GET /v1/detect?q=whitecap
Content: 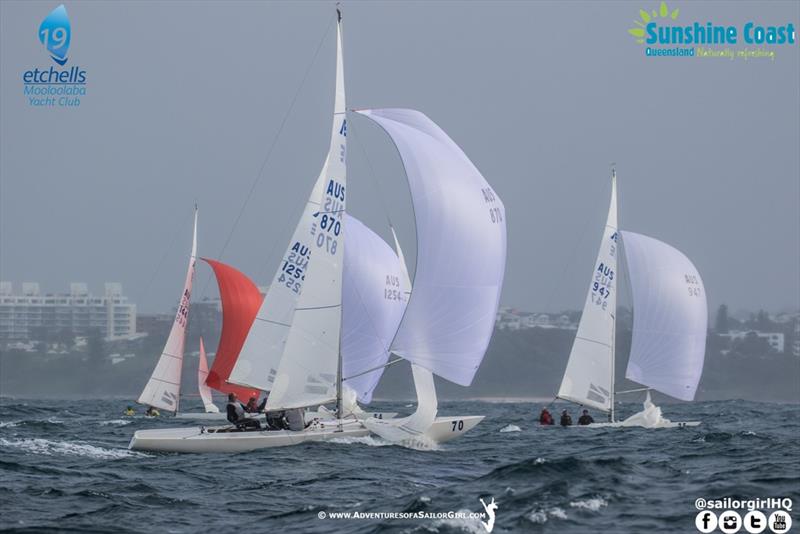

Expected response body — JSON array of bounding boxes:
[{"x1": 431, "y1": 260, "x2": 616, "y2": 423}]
[
  {"x1": 99, "y1": 419, "x2": 132, "y2": 426},
  {"x1": 0, "y1": 437, "x2": 150, "y2": 459},
  {"x1": 528, "y1": 506, "x2": 567, "y2": 524},
  {"x1": 569, "y1": 497, "x2": 607, "y2": 511},
  {"x1": 329, "y1": 435, "x2": 393, "y2": 447},
  {"x1": 0, "y1": 421, "x2": 20, "y2": 428},
  {"x1": 499, "y1": 424, "x2": 521, "y2": 433},
  {"x1": 433, "y1": 508, "x2": 485, "y2": 534}
]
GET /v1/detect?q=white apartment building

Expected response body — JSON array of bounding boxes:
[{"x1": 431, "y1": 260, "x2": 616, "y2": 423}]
[{"x1": 0, "y1": 282, "x2": 137, "y2": 341}]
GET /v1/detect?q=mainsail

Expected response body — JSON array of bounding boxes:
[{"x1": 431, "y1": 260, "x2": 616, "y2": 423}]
[
  {"x1": 356, "y1": 109, "x2": 507, "y2": 386},
  {"x1": 229, "y1": 12, "x2": 348, "y2": 394},
  {"x1": 341, "y1": 215, "x2": 408, "y2": 403},
  {"x1": 558, "y1": 175, "x2": 618, "y2": 411},
  {"x1": 202, "y1": 258, "x2": 261, "y2": 400},
  {"x1": 265, "y1": 15, "x2": 347, "y2": 411},
  {"x1": 137, "y1": 207, "x2": 197, "y2": 412},
  {"x1": 621, "y1": 231, "x2": 707, "y2": 401},
  {"x1": 197, "y1": 337, "x2": 218, "y2": 413}
]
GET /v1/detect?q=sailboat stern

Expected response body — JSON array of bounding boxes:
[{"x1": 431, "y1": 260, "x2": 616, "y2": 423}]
[{"x1": 426, "y1": 415, "x2": 484, "y2": 443}]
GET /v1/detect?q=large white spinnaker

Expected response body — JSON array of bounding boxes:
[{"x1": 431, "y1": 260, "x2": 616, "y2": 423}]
[
  {"x1": 197, "y1": 337, "x2": 219, "y2": 413},
  {"x1": 137, "y1": 207, "x2": 198, "y2": 413},
  {"x1": 265, "y1": 18, "x2": 347, "y2": 411},
  {"x1": 341, "y1": 215, "x2": 408, "y2": 404},
  {"x1": 558, "y1": 175, "x2": 618, "y2": 412},
  {"x1": 229, "y1": 15, "x2": 348, "y2": 393},
  {"x1": 621, "y1": 231, "x2": 707, "y2": 401},
  {"x1": 356, "y1": 109, "x2": 507, "y2": 387}
]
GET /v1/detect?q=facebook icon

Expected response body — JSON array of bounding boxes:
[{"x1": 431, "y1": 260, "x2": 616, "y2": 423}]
[{"x1": 696, "y1": 510, "x2": 718, "y2": 533}]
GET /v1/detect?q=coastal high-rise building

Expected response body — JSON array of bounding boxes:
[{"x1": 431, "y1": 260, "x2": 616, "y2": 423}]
[{"x1": 0, "y1": 282, "x2": 137, "y2": 341}]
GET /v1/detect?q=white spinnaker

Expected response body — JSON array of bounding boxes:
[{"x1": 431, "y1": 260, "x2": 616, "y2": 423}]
[
  {"x1": 265, "y1": 19, "x2": 347, "y2": 411},
  {"x1": 621, "y1": 231, "x2": 707, "y2": 401},
  {"x1": 137, "y1": 208, "x2": 197, "y2": 412},
  {"x1": 356, "y1": 109, "x2": 507, "y2": 386},
  {"x1": 364, "y1": 363, "x2": 438, "y2": 443},
  {"x1": 558, "y1": 176, "x2": 618, "y2": 411},
  {"x1": 229, "y1": 19, "x2": 347, "y2": 393},
  {"x1": 341, "y1": 216, "x2": 407, "y2": 404},
  {"x1": 197, "y1": 337, "x2": 218, "y2": 413}
]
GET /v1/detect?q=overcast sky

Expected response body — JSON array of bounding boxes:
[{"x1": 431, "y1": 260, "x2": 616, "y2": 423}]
[{"x1": 1, "y1": 1, "x2": 798, "y2": 315}]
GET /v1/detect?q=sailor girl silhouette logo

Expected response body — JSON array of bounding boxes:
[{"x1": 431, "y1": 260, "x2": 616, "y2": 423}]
[
  {"x1": 39, "y1": 4, "x2": 71, "y2": 65},
  {"x1": 479, "y1": 497, "x2": 498, "y2": 532}
]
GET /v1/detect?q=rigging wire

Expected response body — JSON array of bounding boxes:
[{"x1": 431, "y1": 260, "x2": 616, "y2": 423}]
[
  {"x1": 198, "y1": 13, "x2": 338, "y2": 299},
  {"x1": 137, "y1": 208, "x2": 192, "y2": 313}
]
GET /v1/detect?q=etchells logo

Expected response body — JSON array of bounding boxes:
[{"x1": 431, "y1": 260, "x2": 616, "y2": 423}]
[
  {"x1": 627, "y1": 1, "x2": 797, "y2": 60},
  {"x1": 39, "y1": 4, "x2": 71, "y2": 65},
  {"x1": 22, "y1": 4, "x2": 87, "y2": 107}
]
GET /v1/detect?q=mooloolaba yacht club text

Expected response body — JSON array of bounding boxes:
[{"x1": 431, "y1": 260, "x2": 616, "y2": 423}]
[{"x1": 22, "y1": 66, "x2": 87, "y2": 107}]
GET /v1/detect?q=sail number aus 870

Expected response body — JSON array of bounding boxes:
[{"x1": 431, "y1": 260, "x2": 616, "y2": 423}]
[{"x1": 451, "y1": 420, "x2": 464, "y2": 432}]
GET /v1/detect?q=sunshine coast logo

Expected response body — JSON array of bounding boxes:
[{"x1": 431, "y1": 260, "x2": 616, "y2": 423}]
[
  {"x1": 22, "y1": 4, "x2": 87, "y2": 107},
  {"x1": 627, "y1": 1, "x2": 796, "y2": 61}
]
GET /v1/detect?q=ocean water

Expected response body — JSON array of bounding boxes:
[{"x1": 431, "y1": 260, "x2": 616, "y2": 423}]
[{"x1": 0, "y1": 398, "x2": 798, "y2": 533}]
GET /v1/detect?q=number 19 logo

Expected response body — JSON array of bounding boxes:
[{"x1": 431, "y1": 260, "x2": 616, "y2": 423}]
[{"x1": 39, "y1": 4, "x2": 71, "y2": 66}]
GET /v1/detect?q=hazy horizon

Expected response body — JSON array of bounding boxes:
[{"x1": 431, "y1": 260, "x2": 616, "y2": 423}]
[{"x1": 1, "y1": 1, "x2": 798, "y2": 314}]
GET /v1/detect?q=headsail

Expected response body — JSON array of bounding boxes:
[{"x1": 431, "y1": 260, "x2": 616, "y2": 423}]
[
  {"x1": 621, "y1": 231, "x2": 707, "y2": 401},
  {"x1": 137, "y1": 208, "x2": 197, "y2": 412},
  {"x1": 265, "y1": 16, "x2": 347, "y2": 411},
  {"x1": 197, "y1": 337, "x2": 219, "y2": 413},
  {"x1": 229, "y1": 13, "x2": 348, "y2": 393},
  {"x1": 341, "y1": 215, "x2": 408, "y2": 403},
  {"x1": 356, "y1": 109, "x2": 507, "y2": 386},
  {"x1": 558, "y1": 175, "x2": 618, "y2": 412},
  {"x1": 202, "y1": 258, "x2": 261, "y2": 400}
]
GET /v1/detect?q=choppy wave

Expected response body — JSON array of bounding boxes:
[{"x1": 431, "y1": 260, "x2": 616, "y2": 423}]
[
  {"x1": 0, "y1": 398, "x2": 796, "y2": 533},
  {"x1": 0, "y1": 437, "x2": 148, "y2": 459},
  {"x1": 499, "y1": 424, "x2": 521, "y2": 433}
]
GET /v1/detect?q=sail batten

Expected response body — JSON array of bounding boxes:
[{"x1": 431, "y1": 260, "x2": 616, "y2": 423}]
[
  {"x1": 356, "y1": 108, "x2": 506, "y2": 387},
  {"x1": 137, "y1": 208, "x2": 198, "y2": 413}
]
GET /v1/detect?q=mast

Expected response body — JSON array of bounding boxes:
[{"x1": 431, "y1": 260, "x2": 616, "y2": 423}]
[
  {"x1": 335, "y1": 3, "x2": 344, "y2": 425},
  {"x1": 609, "y1": 168, "x2": 616, "y2": 423}
]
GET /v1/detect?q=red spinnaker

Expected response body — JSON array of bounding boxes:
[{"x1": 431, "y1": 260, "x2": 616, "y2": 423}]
[{"x1": 202, "y1": 258, "x2": 263, "y2": 400}]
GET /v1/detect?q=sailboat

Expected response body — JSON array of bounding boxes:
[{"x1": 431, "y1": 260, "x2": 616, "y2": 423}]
[
  {"x1": 136, "y1": 207, "x2": 199, "y2": 415},
  {"x1": 356, "y1": 108, "x2": 507, "y2": 446},
  {"x1": 556, "y1": 170, "x2": 706, "y2": 428},
  {"x1": 130, "y1": 8, "x2": 505, "y2": 453},
  {"x1": 173, "y1": 259, "x2": 263, "y2": 420}
]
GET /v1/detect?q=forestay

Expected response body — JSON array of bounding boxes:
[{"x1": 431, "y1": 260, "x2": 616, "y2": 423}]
[
  {"x1": 266, "y1": 19, "x2": 347, "y2": 411},
  {"x1": 558, "y1": 176, "x2": 618, "y2": 411},
  {"x1": 341, "y1": 215, "x2": 408, "y2": 404},
  {"x1": 229, "y1": 16, "x2": 348, "y2": 394},
  {"x1": 356, "y1": 109, "x2": 507, "y2": 386},
  {"x1": 197, "y1": 338, "x2": 218, "y2": 413},
  {"x1": 137, "y1": 208, "x2": 197, "y2": 412},
  {"x1": 621, "y1": 231, "x2": 707, "y2": 401}
]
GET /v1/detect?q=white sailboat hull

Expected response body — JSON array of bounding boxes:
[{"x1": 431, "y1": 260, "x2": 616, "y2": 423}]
[
  {"x1": 426, "y1": 416, "x2": 484, "y2": 443},
  {"x1": 585, "y1": 420, "x2": 700, "y2": 429},
  {"x1": 129, "y1": 420, "x2": 370, "y2": 453},
  {"x1": 172, "y1": 410, "x2": 397, "y2": 422}
]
